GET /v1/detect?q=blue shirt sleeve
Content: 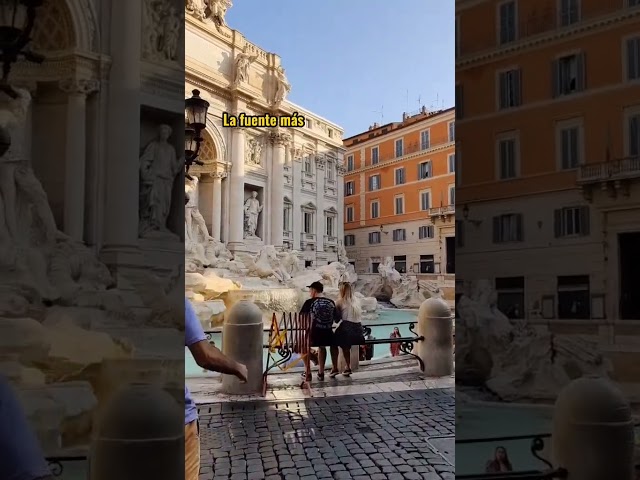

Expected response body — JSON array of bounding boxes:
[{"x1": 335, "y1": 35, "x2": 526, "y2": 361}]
[
  {"x1": 185, "y1": 299, "x2": 207, "y2": 347},
  {"x1": 0, "y1": 375, "x2": 52, "y2": 480}
]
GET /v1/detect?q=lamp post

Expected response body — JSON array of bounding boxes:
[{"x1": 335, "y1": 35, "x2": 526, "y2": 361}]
[
  {"x1": 184, "y1": 89, "x2": 209, "y2": 179},
  {"x1": 0, "y1": 0, "x2": 44, "y2": 98}
]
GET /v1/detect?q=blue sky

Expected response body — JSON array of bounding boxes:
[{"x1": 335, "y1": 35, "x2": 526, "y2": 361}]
[{"x1": 226, "y1": 1, "x2": 455, "y2": 138}]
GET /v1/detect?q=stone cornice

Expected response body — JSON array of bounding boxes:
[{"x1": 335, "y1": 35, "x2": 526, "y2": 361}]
[
  {"x1": 345, "y1": 142, "x2": 454, "y2": 176},
  {"x1": 457, "y1": 9, "x2": 640, "y2": 69}
]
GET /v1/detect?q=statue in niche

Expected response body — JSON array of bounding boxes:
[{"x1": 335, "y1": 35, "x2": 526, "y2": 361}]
[
  {"x1": 273, "y1": 66, "x2": 291, "y2": 105},
  {"x1": 139, "y1": 124, "x2": 182, "y2": 238},
  {"x1": 234, "y1": 46, "x2": 258, "y2": 84},
  {"x1": 243, "y1": 191, "x2": 262, "y2": 239},
  {"x1": 245, "y1": 137, "x2": 262, "y2": 165},
  {"x1": 185, "y1": 176, "x2": 212, "y2": 244}
]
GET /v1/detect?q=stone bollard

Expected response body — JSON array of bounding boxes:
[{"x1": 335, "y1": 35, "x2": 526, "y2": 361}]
[
  {"x1": 417, "y1": 297, "x2": 453, "y2": 376},
  {"x1": 338, "y1": 345, "x2": 360, "y2": 372},
  {"x1": 89, "y1": 383, "x2": 183, "y2": 480},
  {"x1": 552, "y1": 376, "x2": 634, "y2": 480},
  {"x1": 222, "y1": 300, "x2": 263, "y2": 394}
]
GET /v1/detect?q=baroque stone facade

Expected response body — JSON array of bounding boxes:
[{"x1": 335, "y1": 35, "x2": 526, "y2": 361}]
[{"x1": 186, "y1": 4, "x2": 345, "y2": 265}]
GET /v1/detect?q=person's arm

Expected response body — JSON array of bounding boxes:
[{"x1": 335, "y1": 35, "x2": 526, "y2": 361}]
[{"x1": 189, "y1": 340, "x2": 246, "y2": 379}]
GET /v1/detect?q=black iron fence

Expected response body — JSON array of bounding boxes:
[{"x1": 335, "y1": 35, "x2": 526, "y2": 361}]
[{"x1": 46, "y1": 456, "x2": 86, "y2": 477}]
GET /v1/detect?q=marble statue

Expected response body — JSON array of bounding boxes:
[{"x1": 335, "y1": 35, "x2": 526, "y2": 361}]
[
  {"x1": 139, "y1": 124, "x2": 181, "y2": 238},
  {"x1": 234, "y1": 47, "x2": 258, "y2": 84},
  {"x1": 185, "y1": 0, "x2": 208, "y2": 20},
  {"x1": 245, "y1": 137, "x2": 262, "y2": 165},
  {"x1": 273, "y1": 66, "x2": 291, "y2": 105},
  {"x1": 185, "y1": 176, "x2": 212, "y2": 244},
  {"x1": 143, "y1": 0, "x2": 181, "y2": 62},
  {"x1": 161, "y1": 5, "x2": 181, "y2": 61},
  {"x1": 210, "y1": 0, "x2": 232, "y2": 26},
  {"x1": 243, "y1": 191, "x2": 262, "y2": 239},
  {"x1": 143, "y1": 0, "x2": 162, "y2": 58}
]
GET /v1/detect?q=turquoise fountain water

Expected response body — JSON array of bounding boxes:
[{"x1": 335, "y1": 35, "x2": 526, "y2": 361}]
[{"x1": 185, "y1": 308, "x2": 418, "y2": 377}]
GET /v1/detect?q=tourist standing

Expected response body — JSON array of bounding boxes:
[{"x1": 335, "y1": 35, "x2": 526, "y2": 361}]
[
  {"x1": 390, "y1": 327, "x2": 401, "y2": 357},
  {"x1": 485, "y1": 446, "x2": 513, "y2": 473},
  {"x1": 332, "y1": 282, "x2": 365, "y2": 377},
  {"x1": 185, "y1": 299, "x2": 248, "y2": 480},
  {"x1": 300, "y1": 281, "x2": 340, "y2": 382},
  {"x1": 0, "y1": 374, "x2": 55, "y2": 480}
]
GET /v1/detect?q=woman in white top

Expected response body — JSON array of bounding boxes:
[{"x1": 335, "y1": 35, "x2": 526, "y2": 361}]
[{"x1": 330, "y1": 282, "x2": 366, "y2": 378}]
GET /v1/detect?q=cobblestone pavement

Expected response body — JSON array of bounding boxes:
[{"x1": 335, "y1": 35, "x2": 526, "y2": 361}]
[{"x1": 197, "y1": 388, "x2": 454, "y2": 480}]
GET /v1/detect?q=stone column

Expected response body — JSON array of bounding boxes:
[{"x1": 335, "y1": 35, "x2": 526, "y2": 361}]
[
  {"x1": 211, "y1": 172, "x2": 225, "y2": 240},
  {"x1": 417, "y1": 297, "x2": 453, "y2": 376},
  {"x1": 337, "y1": 163, "x2": 346, "y2": 248},
  {"x1": 228, "y1": 127, "x2": 245, "y2": 250},
  {"x1": 315, "y1": 155, "x2": 326, "y2": 255},
  {"x1": 59, "y1": 78, "x2": 98, "y2": 242},
  {"x1": 292, "y1": 148, "x2": 302, "y2": 250},
  {"x1": 102, "y1": 0, "x2": 141, "y2": 255},
  {"x1": 269, "y1": 129, "x2": 290, "y2": 249}
]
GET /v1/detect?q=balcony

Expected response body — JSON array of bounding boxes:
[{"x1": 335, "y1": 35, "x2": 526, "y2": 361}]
[
  {"x1": 324, "y1": 235, "x2": 338, "y2": 245},
  {"x1": 429, "y1": 205, "x2": 455, "y2": 223},
  {"x1": 300, "y1": 232, "x2": 316, "y2": 250},
  {"x1": 577, "y1": 157, "x2": 640, "y2": 184},
  {"x1": 283, "y1": 230, "x2": 292, "y2": 240}
]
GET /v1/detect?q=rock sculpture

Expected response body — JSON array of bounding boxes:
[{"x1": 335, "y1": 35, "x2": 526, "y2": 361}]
[
  {"x1": 144, "y1": 0, "x2": 181, "y2": 62},
  {"x1": 273, "y1": 66, "x2": 291, "y2": 105},
  {"x1": 243, "y1": 191, "x2": 262, "y2": 239},
  {"x1": 245, "y1": 137, "x2": 262, "y2": 166},
  {"x1": 139, "y1": 124, "x2": 181, "y2": 238},
  {"x1": 234, "y1": 47, "x2": 258, "y2": 85},
  {"x1": 185, "y1": 176, "x2": 212, "y2": 244},
  {"x1": 456, "y1": 280, "x2": 612, "y2": 400}
]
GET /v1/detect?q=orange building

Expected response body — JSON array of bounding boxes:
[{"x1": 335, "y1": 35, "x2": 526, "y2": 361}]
[
  {"x1": 457, "y1": 0, "x2": 640, "y2": 324},
  {"x1": 342, "y1": 107, "x2": 456, "y2": 276}
]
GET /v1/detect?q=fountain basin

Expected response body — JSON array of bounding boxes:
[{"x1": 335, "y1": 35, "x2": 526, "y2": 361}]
[{"x1": 223, "y1": 287, "x2": 300, "y2": 325}]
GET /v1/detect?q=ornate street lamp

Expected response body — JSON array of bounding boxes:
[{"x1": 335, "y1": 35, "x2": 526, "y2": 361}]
[
  {"x1": 0, "y1": 0, "x2": 45, "y2": 98},
  {"x1": 184, "y1": 89, "x2": 209, "y2": 179}
]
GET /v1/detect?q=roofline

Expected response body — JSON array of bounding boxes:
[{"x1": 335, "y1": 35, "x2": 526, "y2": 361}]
[
  {"x1": 286, "y1": 100, "x2": 344, "y2": 132},
  {"x1": 343, "y1": 106, "x2": 455, "y2": 143}
]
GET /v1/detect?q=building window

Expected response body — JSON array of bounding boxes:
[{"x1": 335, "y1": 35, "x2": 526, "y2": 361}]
[
  {"x1": 559, "y1": 124, "x2": 581, "y2": 169},
  {"x1": 498, "y1": 69, "x2": 521, "y2": 109},
  {"x1": 493, "y1": 213, "x2": 523, "y2": 243},
  {"x1": 420, "y1": 191, "x2": 431, "y2": 211},
  {"x1": 346, "y1": 205, "x2": 354, "y2": 223},
  {"x1": 418, "y1": 161, "x2": 432, "y2": 179},
  {"x1": 498, "y1": 137, "x2": 518, "y2": 179},
  {"x1": 627, "y1": 37, "x2": 640, "y2": 81},
  {"x1": 327, "y1": 128, "x2": 333, "y2": 138},
  {"x1": 456, "y1": 220, "x2": 464, "y2": 247},
  {"x1": 558, "y1": 275, "x2": 590, "y2": 319},
  {"x1": 554, "y1": 206, "x2": 590, "y2": 237},
  {"x1": 395, "y1": 138, "x2": 404, "y2": 158},
  {"x1": 448, "y1": 121, "x2": 455, "y2": 142},
  {"x1": 345, "y1": 181, "x2": 355, "y2": 196},
  {"x1": 368, "y1": 174, "x2": 381, "y2": 191},
  {"x1": 449, "y1": 185, "x2": 455, "y2": 205},
  {"x1": 392, "y1": 229, "x2": 406, "y2": 242},
  {"x1": 368, "y1": 231, "x2": 381, "y2": 244},
  {"x1": 419, "y1": 255, "x2": 435, "y2": 273},
  {"x1": 347, "y1": 155, "x2": 355, "y2": 171},
  {"x1": 370, "y1": 258, "x2": 381, "y2": 273},
  {"x1": 630, "y1": 113, "x2": 640, "y2": 157},
  {"x1": 371, "y1": 201, "x2": 380, "y2": 219},
  {"x1": 559, "y1": 0, "x2": 580, "y2": 26},
  {"x1": 395, "y1": 196, "x2": 404, "y2": 215},
  {"x1": 395, "y1": 167, "x2": 406, "y2": 185},
  {"x1": 629, "y1": 0, "x2": 640, "y2": 6},
  {"x1": 303, "y1": 211, "x2": 314, "y2": 234},
  {"x1": 326, "y1": 161, "x2": 335, "y2": 180},
  {"x1": 448, "y1": 153, "x2": 455, "y2": 173},
  {"x1": 420, "y1": 130, "x2": 430, "y2": 150},
  {"x1": 326, "y1": 215, "x2": 335, "y2": 236},
  {"x1": 371, "y1": 146, "x2": 379, "y2": 164},
  {"x1": 283, "y1": 203, "x2": 292, "y2": 232},
  {"x1": 495, "y1": 277, "x2": 525, "y2": 319},
  {"x1": 418, "y1": 225, "x2": 435, "y2": 239},
  {"x1": 304, "y1": 157, "x2": 312, "y2": 173},
  {"x1": 499, "y1": 1, "x2": 517, "y2": 44},
  {"x1": 344, "y1": 234, "x2": 355, "y2": 246},
  {"x1": 455, "y1": 84, "x2": 463, "y2": 119},
  {"x1": 394, "y1": 255, "x2": 407, "y2": 274},
  {"x1": 553, "y1": 53, "x2": 585, "y2": 97}
]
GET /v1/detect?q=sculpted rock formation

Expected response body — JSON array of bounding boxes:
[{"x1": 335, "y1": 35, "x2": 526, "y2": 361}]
[{"x1": 456, "y1": 280, "x2": 612, "y2": 400}]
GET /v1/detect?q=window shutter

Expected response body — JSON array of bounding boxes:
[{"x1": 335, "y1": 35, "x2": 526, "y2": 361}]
[
  {"x1": 570, "y1": 128, "x2": 579, "y2": 167},
  {"x1": 630, "y1": 116, "x2": 639, "y2": 157},
  {"x1": 554, "y1": 209, "x2": 562, "y2": 237},
  {"x1": 576, "y1": 53, "x2": 586, "y2": 92},
  {"x1": 551, "y1": 59, "x2": 559, "y2": 98},
  {"x1": 425, "y1": 192, "x2": 431, "y2": 209},
  {"x1": 427, "y1": 162, "x2": 432, "y2": 177},
  {"x1": 516, "y1": 214, "x2": 523, "y2": 241},
  {"x1": 499, "y1": 72, "x2": 506, "y2": 109},
  {"x1": 627, "y1": 39, "x2": 636, "y2": 80},
  {"x1": 514, "y1": 69, "x2": 522, "y2": 106},
  {"x1": 580, "y1": 206, "x2": 590, "y2": 236},
  {"x1": 492, "y1": 216, "x2": 500, "y2": 243}
]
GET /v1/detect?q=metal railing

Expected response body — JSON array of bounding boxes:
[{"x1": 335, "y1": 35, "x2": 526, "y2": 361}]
[
  {"x1": 46, "y1": 456, "x2": 86, "y2": 477},
  {"x1": 429, "y1": 205, "x2": 456, "y2": 216}
]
